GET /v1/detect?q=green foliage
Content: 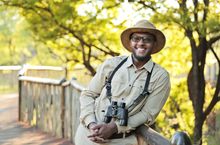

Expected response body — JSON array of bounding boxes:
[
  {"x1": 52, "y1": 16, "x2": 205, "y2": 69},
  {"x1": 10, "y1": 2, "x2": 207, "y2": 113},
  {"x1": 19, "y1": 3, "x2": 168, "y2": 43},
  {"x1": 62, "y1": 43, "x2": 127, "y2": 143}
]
[
  {"x1": 138, "y1": 1, "x2": 220, "y2": 144},
  {"x1": 153, "y1": 25, "x2": 191, "y2": 76},
  {"x1": 9, "y1": 0, "x2": 123, "y2": 75},
  {"x1": 0, "y1": 7, "x2": 63, "y2": 66},
  {"x1": 157, "y1": 78, "x2": 194, "y2": 138},
  {"x1": 0, "y1": 1, "x2": 219, "y2": 144},
  {"x1": 0, "y1": 7, "x2": 31, "y2": 65},
  {"x1": 154, "y1": 27, "x2": 193, "y2": 137}
]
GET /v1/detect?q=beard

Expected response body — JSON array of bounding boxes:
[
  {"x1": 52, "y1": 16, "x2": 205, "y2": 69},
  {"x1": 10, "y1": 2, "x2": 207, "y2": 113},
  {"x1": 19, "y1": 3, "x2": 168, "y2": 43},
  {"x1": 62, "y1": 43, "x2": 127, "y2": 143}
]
[
  {"x1": 132, "y1": 52, "x2": 151, "y2": 62},
  {"x1": 133, "y1": 54, "x2": 147, "y2": 61}
]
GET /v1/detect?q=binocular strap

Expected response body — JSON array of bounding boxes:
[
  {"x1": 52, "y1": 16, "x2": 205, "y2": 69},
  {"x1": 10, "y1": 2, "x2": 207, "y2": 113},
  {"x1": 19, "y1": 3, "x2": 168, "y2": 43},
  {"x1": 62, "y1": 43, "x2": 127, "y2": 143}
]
[
  {"x1": 127, "y1": 62, "x2": 155, "y2": 112},
  {"x1": 105, "y1": 57, "x2": 128, "y2": 102},
  {"x1": 105, "y1": 56, "x2": 155, "y2": 113}
]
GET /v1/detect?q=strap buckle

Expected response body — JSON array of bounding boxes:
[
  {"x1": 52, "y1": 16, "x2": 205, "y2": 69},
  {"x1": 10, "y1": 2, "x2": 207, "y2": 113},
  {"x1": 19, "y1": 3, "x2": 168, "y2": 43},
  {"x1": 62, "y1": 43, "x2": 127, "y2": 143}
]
[{"x1": 106, "y1": 82, "x2": 112, "y2": 97}]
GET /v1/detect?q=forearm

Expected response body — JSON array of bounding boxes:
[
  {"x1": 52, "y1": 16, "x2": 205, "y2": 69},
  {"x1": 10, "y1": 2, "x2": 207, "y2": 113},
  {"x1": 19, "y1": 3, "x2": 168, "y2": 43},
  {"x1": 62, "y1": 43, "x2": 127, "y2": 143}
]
[
  {"x1": 115, "y1": 110, "x2": 152, "y2": 133},
  {"x1": 79, "y1": 90, "x2": 98, "y2": 126}
]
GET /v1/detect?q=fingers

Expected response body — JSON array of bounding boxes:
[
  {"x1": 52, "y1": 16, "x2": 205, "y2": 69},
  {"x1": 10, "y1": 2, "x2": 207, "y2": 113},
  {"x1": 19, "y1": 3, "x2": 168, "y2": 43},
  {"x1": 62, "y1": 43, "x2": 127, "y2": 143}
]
[
  {"x1": 88, "y1": 124, "x2": 100, "y2": 138},
  {"x1": 91, "y1": 124, "x2": 103, "y2": 130},
  {"x1": 88, "y1": 123, "x2": 112, "y2": 141},
  {"x1": 89, "y1": 136, "x2": 109, "y2": 143},
  {"x1": 88, "y1": 128, "x2": 99, "y2": 138},
  {"x1": 87, "y1": 132, "x2": 99, "y2": 138}
]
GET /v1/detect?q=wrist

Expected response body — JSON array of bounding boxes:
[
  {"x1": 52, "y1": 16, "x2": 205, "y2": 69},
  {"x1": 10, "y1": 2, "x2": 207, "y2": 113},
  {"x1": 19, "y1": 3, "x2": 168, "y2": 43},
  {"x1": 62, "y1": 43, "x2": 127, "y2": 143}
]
[
  {"x1": 109, "y1": 122, "x2": 118, "y2": 134},
  {"x1": 87, "y1": 122, "x2": 96, "y2": 129}
]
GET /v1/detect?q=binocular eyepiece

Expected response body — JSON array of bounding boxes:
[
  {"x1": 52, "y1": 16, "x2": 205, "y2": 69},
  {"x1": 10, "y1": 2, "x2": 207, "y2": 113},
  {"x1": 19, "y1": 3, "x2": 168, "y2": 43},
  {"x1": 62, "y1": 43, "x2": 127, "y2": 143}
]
[{"x1": 103, "y1": 101, "x2": 128, "y2": 126}]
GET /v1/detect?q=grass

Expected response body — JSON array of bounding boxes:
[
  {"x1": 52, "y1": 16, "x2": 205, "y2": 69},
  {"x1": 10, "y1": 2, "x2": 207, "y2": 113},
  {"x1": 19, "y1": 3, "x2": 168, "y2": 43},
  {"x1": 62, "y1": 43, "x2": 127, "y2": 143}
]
[{"x1": 0, "y1": 85, "x2": 18, "y2": 94}]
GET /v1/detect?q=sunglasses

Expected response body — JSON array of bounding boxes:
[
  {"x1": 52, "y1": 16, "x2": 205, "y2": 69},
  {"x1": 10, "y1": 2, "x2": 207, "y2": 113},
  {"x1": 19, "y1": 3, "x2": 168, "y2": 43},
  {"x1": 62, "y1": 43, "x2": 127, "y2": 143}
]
[{"x1": 130, "y1": 35, "x2": 155, "y2": 43}]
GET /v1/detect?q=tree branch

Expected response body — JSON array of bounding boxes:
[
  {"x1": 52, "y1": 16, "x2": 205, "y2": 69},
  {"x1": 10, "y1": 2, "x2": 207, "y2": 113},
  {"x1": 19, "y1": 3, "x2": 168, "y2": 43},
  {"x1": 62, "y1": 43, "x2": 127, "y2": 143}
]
[
  {"x1": 208, "y1": 34, "x2": 220, "y2": 45},
  {"x1": 204, "y1": 47, "x2": 220, "y2": 118},
  {"x1": 204, "y1": 71, "x2": 220, "y2": 118},
  {"x1": 137, "y1": 0, "x2": 158, "y2": 12},
  {"x1": 203, "y1": 0, "x2": 209, "y2": 22},
  {"x1": 209, "y1": 46, "x2": 220, "y2": 65},
  {"x1": 95, "y1": 38, "x2": 120, "y2": 56},
  {"x1": 193, "y1": 0, "x2": 198, "y2": 22}
]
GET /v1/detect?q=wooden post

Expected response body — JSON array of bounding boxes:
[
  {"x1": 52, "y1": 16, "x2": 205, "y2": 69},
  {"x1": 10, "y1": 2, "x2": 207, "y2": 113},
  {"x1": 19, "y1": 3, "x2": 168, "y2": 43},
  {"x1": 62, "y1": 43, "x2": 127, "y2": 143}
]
[
  {"x1": 18, "y1": 79, "x2": 22, "y2": 121},
  {"x1": 60, "y1": 84, "x2": 65, "y2": 138}
]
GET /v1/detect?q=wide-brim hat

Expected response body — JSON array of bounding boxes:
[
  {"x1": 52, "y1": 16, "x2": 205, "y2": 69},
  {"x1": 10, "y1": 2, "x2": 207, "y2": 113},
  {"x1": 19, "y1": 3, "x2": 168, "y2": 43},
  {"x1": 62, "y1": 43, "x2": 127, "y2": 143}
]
[{"x1": 121, "y1": 20, "x2": 166, "y2": 54}]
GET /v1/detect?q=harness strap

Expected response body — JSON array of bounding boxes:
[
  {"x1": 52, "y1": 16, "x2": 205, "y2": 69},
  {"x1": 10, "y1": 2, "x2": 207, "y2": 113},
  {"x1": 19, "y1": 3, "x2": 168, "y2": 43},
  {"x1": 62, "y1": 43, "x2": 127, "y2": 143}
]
[
  {"x1": 106, "y1": 57, "x2": 128, "y2": 102},
  {"x1": 105, "y1": 56, "x2": 155, "y2": 112},
  {"x1": 127, "y1": 63, "x2": 155, "y2": 112}
]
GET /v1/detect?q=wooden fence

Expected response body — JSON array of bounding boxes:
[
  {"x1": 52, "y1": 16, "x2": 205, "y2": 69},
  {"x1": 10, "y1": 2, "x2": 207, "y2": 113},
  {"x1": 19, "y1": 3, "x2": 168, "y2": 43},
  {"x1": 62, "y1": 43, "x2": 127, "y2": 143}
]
[
  {"x1": 18, "y1": 74, "x2": 191, "y2": 145},
  {"x1": 18, "y1": 76, "x2": 82, "y2": 141}
]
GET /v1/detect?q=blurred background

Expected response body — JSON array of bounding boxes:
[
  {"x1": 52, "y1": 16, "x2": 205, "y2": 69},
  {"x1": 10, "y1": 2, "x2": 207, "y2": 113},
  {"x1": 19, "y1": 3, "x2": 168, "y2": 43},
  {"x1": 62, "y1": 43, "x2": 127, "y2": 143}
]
[{"x1": 0, "y1": 0, "x2": 219, "y2": 145}]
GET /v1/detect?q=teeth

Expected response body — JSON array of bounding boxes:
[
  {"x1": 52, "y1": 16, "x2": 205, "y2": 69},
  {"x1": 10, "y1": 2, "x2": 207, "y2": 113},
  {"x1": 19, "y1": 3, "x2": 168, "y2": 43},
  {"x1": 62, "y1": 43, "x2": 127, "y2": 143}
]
[
  {"x1": 137, "y1": 48, "x2": 145, "y2": 50},
  {"x1": 136, "y1": 48, "x2": 146, "y2": 54}
]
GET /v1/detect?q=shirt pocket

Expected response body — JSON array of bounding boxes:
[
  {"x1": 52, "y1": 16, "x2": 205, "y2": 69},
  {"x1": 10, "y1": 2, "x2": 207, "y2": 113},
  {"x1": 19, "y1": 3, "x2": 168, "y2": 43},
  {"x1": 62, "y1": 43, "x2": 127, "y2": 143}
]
[
  {"x1": 132, "y1": 78, "x2": 154, "y2": 95},
  {"x1": 110, "y1": 79, "x2": 126, "y2": 97},
  {"x1": 131, "y1": 79, "x2": 145, "y2": 95}
]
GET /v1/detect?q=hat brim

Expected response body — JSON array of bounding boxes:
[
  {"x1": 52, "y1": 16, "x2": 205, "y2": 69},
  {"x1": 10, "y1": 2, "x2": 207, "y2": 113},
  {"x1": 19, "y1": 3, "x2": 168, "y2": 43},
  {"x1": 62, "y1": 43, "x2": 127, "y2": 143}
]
[{"x1": 121, "y1": 28, "x2": 166, "y2": 54}]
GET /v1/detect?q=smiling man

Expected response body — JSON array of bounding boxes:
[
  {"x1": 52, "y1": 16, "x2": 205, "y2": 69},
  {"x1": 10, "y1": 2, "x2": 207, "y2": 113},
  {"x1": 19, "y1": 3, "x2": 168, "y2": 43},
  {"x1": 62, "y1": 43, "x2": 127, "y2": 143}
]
[{"x1": 75, "y1": 20, "x2": 170, "y2": 145}]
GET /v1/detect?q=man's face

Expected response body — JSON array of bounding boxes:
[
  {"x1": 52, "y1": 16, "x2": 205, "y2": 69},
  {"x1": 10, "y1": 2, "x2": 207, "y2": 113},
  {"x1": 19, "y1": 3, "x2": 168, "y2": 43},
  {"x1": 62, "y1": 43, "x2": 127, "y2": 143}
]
[{"x1": 129, "y1": 32, "x2": 156, "y2": 61}]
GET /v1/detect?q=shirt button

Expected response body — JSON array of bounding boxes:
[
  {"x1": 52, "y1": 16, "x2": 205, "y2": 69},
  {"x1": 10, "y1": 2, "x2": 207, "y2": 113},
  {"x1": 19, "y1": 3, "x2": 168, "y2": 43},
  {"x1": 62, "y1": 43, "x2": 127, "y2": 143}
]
[{"x1": 129, "y1": 84, "x2": 131, "y2": 87}]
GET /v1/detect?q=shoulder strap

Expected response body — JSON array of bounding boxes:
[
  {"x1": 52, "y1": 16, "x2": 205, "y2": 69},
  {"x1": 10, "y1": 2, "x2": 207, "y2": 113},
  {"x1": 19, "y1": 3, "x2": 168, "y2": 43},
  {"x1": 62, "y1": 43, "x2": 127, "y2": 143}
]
[
  {"x1": 127, "y1": 63, "x2": 155, "y2": 112},
  {"x1": 106, "y1": 57, "x2": 128, "y2": 102}
]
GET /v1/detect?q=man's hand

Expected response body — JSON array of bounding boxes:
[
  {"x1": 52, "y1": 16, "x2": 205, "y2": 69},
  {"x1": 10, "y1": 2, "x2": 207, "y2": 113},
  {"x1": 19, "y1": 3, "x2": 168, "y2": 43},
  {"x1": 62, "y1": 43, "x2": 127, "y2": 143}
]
[
  {"x1": 88, "y1": 122, "x2": 99, "y2": 136},
  {"x1": 88, "y1": 121, "x2": 118, "y2": 139},
  {"x1": 88, "y1": 122, "x2": 105, "y2": 143}
]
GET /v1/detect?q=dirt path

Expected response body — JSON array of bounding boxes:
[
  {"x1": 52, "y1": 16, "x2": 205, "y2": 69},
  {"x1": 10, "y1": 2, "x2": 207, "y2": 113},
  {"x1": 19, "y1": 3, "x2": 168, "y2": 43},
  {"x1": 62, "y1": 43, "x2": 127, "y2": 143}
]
[{"x1": 0, "y1": 94, "x2": 74, "y2": 145}]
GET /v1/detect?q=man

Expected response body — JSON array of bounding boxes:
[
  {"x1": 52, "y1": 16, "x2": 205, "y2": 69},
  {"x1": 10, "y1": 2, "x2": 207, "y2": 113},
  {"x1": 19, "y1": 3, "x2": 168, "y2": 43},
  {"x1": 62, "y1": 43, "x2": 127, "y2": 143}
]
[{"x1": 75, "y1": 20, "x2": 170, "y2": 145}]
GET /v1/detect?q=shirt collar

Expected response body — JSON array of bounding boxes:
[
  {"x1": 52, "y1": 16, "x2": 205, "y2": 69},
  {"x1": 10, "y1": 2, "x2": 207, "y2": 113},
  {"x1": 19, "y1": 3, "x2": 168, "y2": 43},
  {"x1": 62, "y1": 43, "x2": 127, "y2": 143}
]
[
  {"x1": 125, "y1": 55, "x2": 154, "y2": 72},
  {"x1": 125, "y1": 55, "x2": 133, "y2": 67}
]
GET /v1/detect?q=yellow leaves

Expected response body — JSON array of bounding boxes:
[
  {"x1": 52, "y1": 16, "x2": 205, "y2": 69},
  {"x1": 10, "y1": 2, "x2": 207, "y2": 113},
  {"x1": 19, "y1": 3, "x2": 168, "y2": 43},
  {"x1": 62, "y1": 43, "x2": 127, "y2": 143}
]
[
  {"x1": 35, "y1": 1, "x2": 48, "y2": 8},
  {"x1": 53, "y1": 0, "x2": 63, "y2": 3},
  {"x1": 152, "y1": 24, "x2": 192, "y2": 79}
]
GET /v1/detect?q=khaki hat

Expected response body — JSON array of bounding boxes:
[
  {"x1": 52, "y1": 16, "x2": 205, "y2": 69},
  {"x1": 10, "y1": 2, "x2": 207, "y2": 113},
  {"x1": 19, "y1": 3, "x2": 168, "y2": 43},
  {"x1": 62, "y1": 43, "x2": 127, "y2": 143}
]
[{"x1": 121, "y1": 20, "x2": 166, "y2": 54}]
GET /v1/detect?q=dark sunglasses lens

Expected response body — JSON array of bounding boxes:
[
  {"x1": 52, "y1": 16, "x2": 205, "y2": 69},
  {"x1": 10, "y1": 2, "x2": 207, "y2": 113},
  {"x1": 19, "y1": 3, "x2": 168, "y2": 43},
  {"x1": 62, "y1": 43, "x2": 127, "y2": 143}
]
[
  {"x1": 131, "y1": 36, "x2": 140, "y2": 42},
  {"x1": 131, "y1": 36, "x2": 154, "y2": 43},
  {"x1": 142, "y1": 37, "x2": 154, "y2": 43}
]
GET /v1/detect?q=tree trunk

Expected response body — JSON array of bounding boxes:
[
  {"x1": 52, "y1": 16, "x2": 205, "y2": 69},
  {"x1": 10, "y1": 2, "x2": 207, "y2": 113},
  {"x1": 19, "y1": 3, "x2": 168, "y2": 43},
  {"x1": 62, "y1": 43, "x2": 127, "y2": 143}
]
[
  {"x1": 187, "y1": 40, "x2": 207, "y2": 144},
  {"x1": 193, "y1": 116, "x2": 204, "y2": 145},
  {"x1": 84, "y1": 61, "x2": 96, "y2": 76},
  {"x1": 188, "y1": 67, "x2": 205, "y2": 145}
]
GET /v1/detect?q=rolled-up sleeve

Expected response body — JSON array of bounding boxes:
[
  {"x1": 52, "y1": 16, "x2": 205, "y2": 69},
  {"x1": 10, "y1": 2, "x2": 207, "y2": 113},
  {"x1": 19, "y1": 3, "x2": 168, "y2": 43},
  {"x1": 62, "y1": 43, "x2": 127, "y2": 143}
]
[
  {"x1": 79, "y1": 63, "x2": 106, "y2": 127},
  {"x1": 79, "y1": 59, "x2": 115, "y2": 127}
]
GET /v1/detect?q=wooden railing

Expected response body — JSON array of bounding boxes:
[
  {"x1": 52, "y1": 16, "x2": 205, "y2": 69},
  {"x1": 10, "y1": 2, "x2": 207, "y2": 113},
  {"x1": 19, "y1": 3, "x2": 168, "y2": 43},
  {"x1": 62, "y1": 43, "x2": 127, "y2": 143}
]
[
  {"x1": 18, "y1": 76, "x2": 83, "y2": 141},
  {"x1": 19, "y1": 65, "x2": 66, "y2": 79},
  {"x1": 18, "y1": 75, "x2": 190, "y2": 145},
  {"x1": 0, "y1": 65, "x2": 66, "y2": 93}
]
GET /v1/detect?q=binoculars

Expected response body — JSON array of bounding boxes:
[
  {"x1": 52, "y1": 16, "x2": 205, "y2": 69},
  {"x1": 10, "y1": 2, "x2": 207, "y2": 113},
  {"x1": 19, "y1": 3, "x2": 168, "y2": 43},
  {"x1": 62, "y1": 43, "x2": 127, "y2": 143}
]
[{"x1": 103, "y1": 101, "x2": 128, "y2": 126}]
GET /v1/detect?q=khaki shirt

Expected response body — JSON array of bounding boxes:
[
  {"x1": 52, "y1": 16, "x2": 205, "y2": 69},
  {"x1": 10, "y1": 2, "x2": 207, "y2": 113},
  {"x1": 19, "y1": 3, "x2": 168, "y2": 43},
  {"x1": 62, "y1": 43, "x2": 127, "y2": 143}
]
[{"x1": 80, "y1": 55, "x2": 170, "y2": 133}]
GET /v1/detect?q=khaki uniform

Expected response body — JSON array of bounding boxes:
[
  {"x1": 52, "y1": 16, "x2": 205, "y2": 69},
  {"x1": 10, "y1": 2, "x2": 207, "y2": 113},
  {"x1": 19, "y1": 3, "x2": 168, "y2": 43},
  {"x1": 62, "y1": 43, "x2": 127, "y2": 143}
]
[{"x1": 75, "y1": 55, "x2": 170, "y2": 145}]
